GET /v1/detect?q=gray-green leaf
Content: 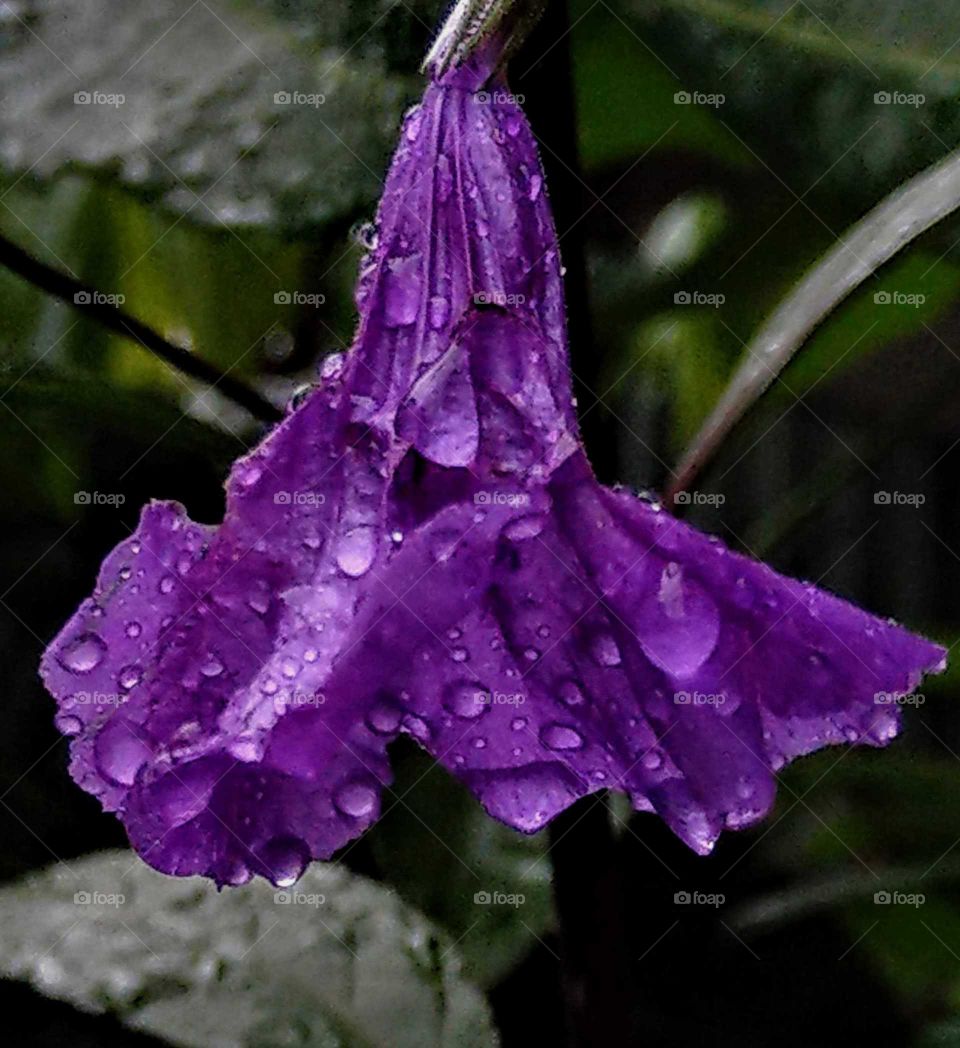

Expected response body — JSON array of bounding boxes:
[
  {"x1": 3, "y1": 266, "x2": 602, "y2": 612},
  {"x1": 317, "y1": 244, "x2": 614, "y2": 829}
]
[
  {"x1": 0, "y1": 0, "x2": 427, "y2": 232},
  {"x1": 0, "y1": 850, "x2": 499, "y2": 1048}
]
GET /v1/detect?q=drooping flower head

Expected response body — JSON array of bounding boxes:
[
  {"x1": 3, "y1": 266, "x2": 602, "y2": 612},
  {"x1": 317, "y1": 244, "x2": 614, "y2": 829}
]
[{"x1": 41, "y1": 24, "x2": 944, "y2": 885}]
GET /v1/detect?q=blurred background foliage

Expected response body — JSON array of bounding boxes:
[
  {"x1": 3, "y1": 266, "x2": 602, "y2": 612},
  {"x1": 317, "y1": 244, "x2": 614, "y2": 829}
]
[{"x1": 2, "y1": 0, "x2": 960, "y2": 1045}]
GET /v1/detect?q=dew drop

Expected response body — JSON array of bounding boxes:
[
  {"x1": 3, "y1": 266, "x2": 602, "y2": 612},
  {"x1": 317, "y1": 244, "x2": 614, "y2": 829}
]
[
  {"x1": 54, "y1": 712, "x2": 83, "y2": 736},
  {"x1": 118, "y1": 664, "x2": 142, "y2": 691},
  {"x1": 540, "y1": 722, "x2": 585, "y2": 751},
  {"x1": 365, "y1": 700, "x2": 402, "y2": 735},
  {"x1": 124, "y1": 621, "x2": 142, "y2": 639},
  {"x1": 334, "y1": 780, "x2": 378, "y2": 818},
  {"x1": 511, "y1": 717, "x2": 527, "y2": 731},
  {"x1": 591, "y1": 632, "x2": 622, "y2": 667},
  {"x1": 502, "y1": 513, "x2": 546, "y2": 541},
  {"x1": 335, "y1": 525, "x2": 377, "y2": 577},
  {"x1": 159, "y1": 575, "x2": 175, "y2": 595},
  {"x1": 450, "y1": 646, "x2": 469, "y2": 663},
  {"x1": 94, "y1": 719, "x2": 151, "y2": 786},
  {"x1": 642, "y1": 750, "x2": 663, "y2": 771},
  {"x1": 59, "y1": 633, "x2": 107, "y2": 674},
  {"x1": 200, "y1": 655, "x2": 224, "y2": 678},
  {"x1": 558, "y1": 679, "x2": 586, "y2": 707},
  {"x1": 262, "y1": 835, "x2": 309, "y2": 888},
  {"x1": 443, "y1": 679, "x2": 488, "y2": 719}
]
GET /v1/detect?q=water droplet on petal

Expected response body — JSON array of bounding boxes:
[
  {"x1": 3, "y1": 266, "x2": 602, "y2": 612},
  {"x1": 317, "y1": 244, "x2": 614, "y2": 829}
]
[
  {"x1": 365, "y1": 701, "x2": 402, "y2": 735},
  {"x1": 591, "y1": 633, "x2": 622, "y2": 667},
  {"x1": 159, "y1": 575, "x2": 175, "y2": 595},
  {"x1": 59, "y1": 633, "x2": 107, "y2": 674},
  {"x1": 558, "y1": 679, "x2": 586, "y2": 706},
  {"x1": 124, "y1": 621, "x2": 142, "y2": 639},
  {"x1": 642, "y1": 750, "x2": 663, "y2": 770},
  {"x1": 54, "y1": 713, "x2": 83, "y2": 736},
  {"x1": 540, "y1": 723, "x2": 585, "y2": 751},
  {"x1": 262, "y1": 835, "x2": 309, "y2": 887},
  {"x1": 443, "y1": 679, "x2": 488, "y2": 719},
  {"x1": 502, "y1": 514, "x2": 546, "y2": 541},
  {"x1": 334, "y1": 780, "x2": 378, "y2": 818},
  {"x1": 200, "y1": 655, "x2": 223, "y2": 678},
  {"x1": 383, "y1": 255, "x2": 422, "y2": 327},
  {"x1": 511, "y1": 717, "x2": 527, "y2": 731},
  {"x1": 94, "y1": 719, "x2": 151, "y2": 786},
  {"x1": 118, "y1": 665, "x2": 142, "y2": 691},
  {"x1": 335, "y1": 525, "x2": 377, "y2": 577}
]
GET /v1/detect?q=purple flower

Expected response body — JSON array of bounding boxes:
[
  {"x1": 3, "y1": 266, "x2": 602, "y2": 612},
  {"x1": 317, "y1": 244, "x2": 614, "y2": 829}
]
[{"x1": 41, "y1": 40, "x2": 945, "y2": 886}]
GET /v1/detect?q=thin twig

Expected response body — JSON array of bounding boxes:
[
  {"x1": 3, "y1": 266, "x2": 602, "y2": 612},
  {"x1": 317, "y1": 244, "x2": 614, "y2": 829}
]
[{"x1": 0, "y1": 232, "x2": 282, "y2": 423}]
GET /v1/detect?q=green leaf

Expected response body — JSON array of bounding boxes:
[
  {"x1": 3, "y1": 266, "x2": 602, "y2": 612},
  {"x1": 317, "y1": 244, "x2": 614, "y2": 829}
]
[
  {"x1": 611, "y1": 0, "x2": 960, "y2": 202},
  {"x1": 0, "y1": 850, "x2": 499, "y2": 1048},
  {"x1": 0, "y1": 0, "x2": 426, "y2": 233}
]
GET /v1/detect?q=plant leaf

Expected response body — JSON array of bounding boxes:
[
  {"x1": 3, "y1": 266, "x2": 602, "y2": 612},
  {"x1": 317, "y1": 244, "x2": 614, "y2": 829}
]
[{"x1": 0, "y1": 850, "x2": 499, "y2": 1048}]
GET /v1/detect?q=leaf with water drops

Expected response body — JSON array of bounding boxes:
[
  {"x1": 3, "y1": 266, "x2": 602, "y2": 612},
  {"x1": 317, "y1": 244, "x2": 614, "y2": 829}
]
[
  {"x1": 0, "y1": 850, "x2": 499, "y2": 1048},
  {"x1": 0, "y1": 0, "x2": 424, "y2": 232}
]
